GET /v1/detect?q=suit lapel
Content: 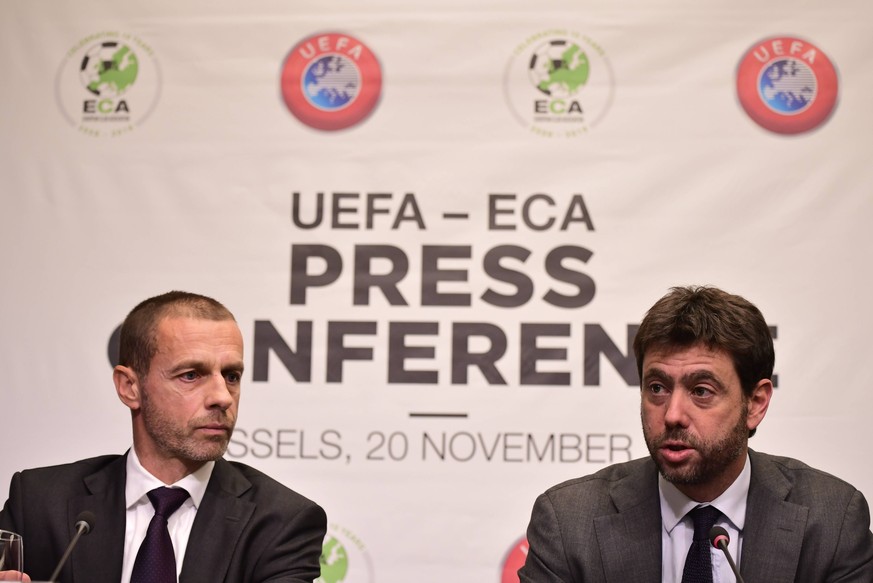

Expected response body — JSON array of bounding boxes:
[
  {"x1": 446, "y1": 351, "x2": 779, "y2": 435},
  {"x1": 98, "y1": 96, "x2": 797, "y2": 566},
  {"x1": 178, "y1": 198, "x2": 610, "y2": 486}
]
[
  {"x1": 740, "y1": 451, "x2": 808, "y2": 583},
  {"x1": 179, "y1": 459, "x2": 255, "y2": 583},
  {"x1": 594, "y1": 460, "x2": 662, "y2": 583},
  {"x1": 69, "y1": 455, "x2": 127, "y2": 583}
]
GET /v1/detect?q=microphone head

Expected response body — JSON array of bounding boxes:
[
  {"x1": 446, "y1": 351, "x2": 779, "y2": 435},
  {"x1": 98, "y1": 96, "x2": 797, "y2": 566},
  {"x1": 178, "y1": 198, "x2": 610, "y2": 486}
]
[
  {"x1": 709, "y1": 525, "x2": 729, "y2": 549},
  {"x1": 74, "y1": 510, "x2": 96, "y2": 535}
]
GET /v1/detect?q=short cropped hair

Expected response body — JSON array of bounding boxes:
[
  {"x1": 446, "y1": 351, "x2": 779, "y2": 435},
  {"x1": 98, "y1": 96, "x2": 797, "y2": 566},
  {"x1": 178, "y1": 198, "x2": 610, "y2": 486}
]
[
  {"x1": 633, "y1": 285, "x2": 774, "y2": 397},
  {"x1": 118, "y1": 291, "x2": 235, "y2": 377}
]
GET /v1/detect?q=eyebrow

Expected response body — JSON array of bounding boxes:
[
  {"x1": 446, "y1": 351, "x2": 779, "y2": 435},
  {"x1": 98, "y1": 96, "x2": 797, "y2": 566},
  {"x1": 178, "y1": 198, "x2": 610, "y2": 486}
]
[
  {"x1": 168, "y1": 360, "x2": 208, "y2": 375},
  {"x1": 642, "y1": 368, "x2": 726, "y2": 391},
  {"x1": 642, "y1": 368, "x2": 672, "y2": 385},
  {"x1": 222, "y1": 362, "x2": 245, "y2": 375},
  {"x1": 681, "y1": 370, "x2": 725, "y2": 391},
  {"x1": 168, "y1": 360, "x2": 245, "y2": 375}
]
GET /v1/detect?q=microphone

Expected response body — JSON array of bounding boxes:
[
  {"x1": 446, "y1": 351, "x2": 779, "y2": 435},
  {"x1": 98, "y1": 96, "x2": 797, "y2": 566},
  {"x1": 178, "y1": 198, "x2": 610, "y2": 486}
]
[
  {"x1": 48, "y1": 511, "x2": 96, "y2": 582},
  {"x1": 709, "y1": 525, "x2": 745, "y2": 583}
]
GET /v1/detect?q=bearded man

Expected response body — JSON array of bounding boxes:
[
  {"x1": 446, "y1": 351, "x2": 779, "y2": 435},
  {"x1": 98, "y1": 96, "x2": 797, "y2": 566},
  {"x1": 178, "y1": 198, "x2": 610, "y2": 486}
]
[{"x1": 519, "y1": 285, "x2": 873, "y2": 582}]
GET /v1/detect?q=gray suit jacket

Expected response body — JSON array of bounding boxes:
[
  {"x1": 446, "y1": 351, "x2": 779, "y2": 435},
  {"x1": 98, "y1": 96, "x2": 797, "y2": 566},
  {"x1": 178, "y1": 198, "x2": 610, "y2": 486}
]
[
  {"x1": 518, "y1": 450, "x2": 873, "y2": 582},
  {"x1": 0, "y1": 454, "x2": 326, "y2": 582}
]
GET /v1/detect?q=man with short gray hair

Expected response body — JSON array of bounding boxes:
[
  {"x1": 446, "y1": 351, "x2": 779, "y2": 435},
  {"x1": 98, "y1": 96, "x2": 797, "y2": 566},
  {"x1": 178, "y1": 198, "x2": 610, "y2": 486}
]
[{"x1": 0, "y1": 291, "x2": 326, "y2": 583}]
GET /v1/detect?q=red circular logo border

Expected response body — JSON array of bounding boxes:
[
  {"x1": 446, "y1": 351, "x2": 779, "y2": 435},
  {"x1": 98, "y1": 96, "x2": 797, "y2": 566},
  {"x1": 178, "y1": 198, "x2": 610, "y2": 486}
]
[
  {"x1": 736, "y1": 36, "x2": 838, "y2": 135},
  {"x1": 500, "y1": 536, "x2": 529, "y2": 583},
  {"x1": 280, "y1": 33, "x2": 382, "y2": 131}
]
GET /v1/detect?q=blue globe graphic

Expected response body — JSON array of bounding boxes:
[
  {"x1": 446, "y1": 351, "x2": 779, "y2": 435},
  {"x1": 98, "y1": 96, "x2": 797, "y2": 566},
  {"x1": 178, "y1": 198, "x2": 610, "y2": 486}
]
[
  {"x1": 759, "y1": 58, "x2": 816, "y2": 114},
  {"x1": 303, "y1": 55, "x2": 360, "y2": 111}
]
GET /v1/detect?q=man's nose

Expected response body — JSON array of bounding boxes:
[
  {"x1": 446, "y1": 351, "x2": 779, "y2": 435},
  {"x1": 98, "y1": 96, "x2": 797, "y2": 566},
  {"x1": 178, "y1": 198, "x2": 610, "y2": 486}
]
[
  {"x1": 205, "y1": 373, "x2": 235, "y2": 409},
  {"x1": 663, "y1": 391, "x2": 691, "y2": 427}
]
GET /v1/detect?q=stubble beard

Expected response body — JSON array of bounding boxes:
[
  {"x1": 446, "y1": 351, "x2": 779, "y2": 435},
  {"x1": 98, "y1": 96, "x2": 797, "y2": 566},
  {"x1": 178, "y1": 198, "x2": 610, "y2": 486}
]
[
  {"x1": 140, "y1": 388, "x2": 234, "y2": 464},
  {"x1": 643, "y1": 403, "x2": 748, "y2": 486}
]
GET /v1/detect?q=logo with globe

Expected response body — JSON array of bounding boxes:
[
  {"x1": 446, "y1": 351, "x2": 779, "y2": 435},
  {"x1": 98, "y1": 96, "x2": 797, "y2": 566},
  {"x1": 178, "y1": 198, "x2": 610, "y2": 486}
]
[
  {"x1": 504, "y1": 30, "x2": 614, "y2": 138},
  {"x1": 736, "y1": 36, "x2": 838, "y2": 135},
  {"x1": 529, "y1": 41, "x2": 590, "y2": 99},
  {"x1": 759, "y1": 59, "x2": 815, "y2": 115},
  {"x1": 79, "y1": 41, "x2": 139, "y2": 97},
  {"x1": 318, "y1": 535, "x2": 349, "y2": 583},
  {"x1": 56, "y1": 32, "x2": 161, "y2": 137},
  {"x1": 281, "y1": 32, "x2": 382, "y2": 131},
  {"x1": 303, "y1": 55, "x2": 360, "y2": 111},
  {"x1": 315, "y1": 523, "x2": 374, "y2": 583}
]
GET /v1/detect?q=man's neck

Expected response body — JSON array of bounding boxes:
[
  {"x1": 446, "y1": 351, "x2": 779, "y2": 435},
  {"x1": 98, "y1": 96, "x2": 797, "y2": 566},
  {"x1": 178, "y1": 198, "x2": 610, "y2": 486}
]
[{"x1": 133, "y1": 445, "x2": 205, "y2": 485}]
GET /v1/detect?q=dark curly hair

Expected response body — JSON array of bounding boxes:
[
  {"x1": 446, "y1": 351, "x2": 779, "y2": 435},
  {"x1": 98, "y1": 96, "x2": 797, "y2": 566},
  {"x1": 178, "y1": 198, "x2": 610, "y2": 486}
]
[{"x1": 633, "y1": 285, "x2": 774, "y2": 398}]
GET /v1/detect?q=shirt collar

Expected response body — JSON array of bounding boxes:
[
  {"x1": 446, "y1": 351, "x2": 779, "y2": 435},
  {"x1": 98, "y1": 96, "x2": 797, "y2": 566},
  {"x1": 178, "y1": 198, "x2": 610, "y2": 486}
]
[
  {"x1": 659, "y1": 452, "x2": 751, "y2": 533},
  {"x1": 125, "y1": 447, "x2": 215, "y2": 511}
]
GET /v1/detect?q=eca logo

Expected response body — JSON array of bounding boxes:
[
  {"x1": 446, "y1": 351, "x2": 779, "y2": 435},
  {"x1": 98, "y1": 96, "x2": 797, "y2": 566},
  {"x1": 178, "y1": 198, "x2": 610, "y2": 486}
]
[
  {"x1": 736, "y1": 36, "x2": 838, "y2": 135},
  {"x1": 504, "y1": 31, "x2": 615, "y2": 138},
  {"x1": 56, "y1": 32, "x2": 161, "y2": 138},
  {"x1": 280, "y1": 32, "x2": 382, "y2": 131},
  {"x1": 316, "y1": 523, "x2": 374, "y2": 583}
]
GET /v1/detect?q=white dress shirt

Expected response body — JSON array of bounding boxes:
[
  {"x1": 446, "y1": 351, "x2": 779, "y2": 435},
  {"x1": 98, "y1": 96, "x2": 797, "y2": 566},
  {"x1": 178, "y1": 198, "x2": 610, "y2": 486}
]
[
  {"x1": 120, "y1": 448, "x2": 215, "y2": 583},
  {"x1": 659, "y1": 453, "x2": 750, "y2": 583}
]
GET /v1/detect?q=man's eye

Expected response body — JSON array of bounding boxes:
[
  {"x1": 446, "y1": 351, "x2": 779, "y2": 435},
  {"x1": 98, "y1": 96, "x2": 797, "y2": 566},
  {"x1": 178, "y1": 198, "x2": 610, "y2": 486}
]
[
  {"x1": 650, "y1": 384, "x2": 665, "y2": 394},
  {"x1": 225, "y1": 372, "x2": 241, "y2": 383},
  {"x1": 181, "y1": 371, "x2": 198, "y2": 381},
  {"x1": 691, "y1": 386, "x2": 712, "y2": 397}
]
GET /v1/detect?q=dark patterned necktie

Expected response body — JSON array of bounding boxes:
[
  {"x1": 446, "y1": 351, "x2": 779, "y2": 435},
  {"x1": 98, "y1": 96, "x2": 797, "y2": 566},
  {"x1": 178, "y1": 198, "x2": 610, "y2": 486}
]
[
  {"x1": 680, "y1": 505, "x2": 722, "y2": 583},
  {"x1": 130, "y1": 487, "x2": 190, "y2": 583}
]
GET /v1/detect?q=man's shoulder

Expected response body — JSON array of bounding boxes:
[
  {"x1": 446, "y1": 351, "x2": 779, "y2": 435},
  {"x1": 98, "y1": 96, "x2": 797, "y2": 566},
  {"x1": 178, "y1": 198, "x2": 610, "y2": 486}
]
[
  {"x1": 217, "y1": 458, "x2": 321, "y2": 511},
  {"x1": 751, "y1": 450, "x2": 861, "y2": 498},
  {"x1": 5, "y1": 455, "x2": 125, "y2": 504},
  {"x1": 17, "y1": 454, "x2": 122, "y2": 482},
  {"x1": 541, "y1": 457, "x2": 656, "y2": 504}
]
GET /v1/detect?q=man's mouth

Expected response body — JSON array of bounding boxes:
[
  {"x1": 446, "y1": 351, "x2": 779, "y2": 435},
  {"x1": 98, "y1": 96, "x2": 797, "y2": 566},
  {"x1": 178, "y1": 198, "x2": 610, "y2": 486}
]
[
  {"x1": 197, "y1": 424, "x2": 231, "y2": 435},
  {"x1": 659, "y1": 441, "x2": 695, "y2": 463}
]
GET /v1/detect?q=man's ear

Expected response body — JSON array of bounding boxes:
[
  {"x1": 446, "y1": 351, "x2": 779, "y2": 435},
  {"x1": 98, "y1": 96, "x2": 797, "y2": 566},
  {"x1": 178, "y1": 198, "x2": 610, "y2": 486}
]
[
  {"x1": 747, "y1": 378, "x2": 773, "y2": 432},
  {"x1": 114, "y1": 365, "x2": 143, "y2": 411}
]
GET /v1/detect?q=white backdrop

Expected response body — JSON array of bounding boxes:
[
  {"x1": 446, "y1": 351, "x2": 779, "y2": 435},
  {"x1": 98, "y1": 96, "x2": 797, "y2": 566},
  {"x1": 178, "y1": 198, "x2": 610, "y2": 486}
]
[{"x1": 1, "y1": 1, "x2": 872, "y2": 581}]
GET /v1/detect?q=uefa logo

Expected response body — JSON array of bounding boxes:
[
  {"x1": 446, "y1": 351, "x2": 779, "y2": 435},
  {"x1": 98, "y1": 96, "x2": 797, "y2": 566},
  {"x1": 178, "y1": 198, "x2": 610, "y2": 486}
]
[
  {"x1": 736, "y1": 36, "x2": 838, "y2": 135},
  {"x1": 504, "y1": 30, "x2": 615, "y2": 138},
  {"x1": 55, "y1": 32, "x2": 161, "y2": 138},
  {"x1": 280, "y1": 33, "x2": 382, "y2": 131},
  {"x1": 316, "y1": 522, "x2": 374, "y2": 583}
]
